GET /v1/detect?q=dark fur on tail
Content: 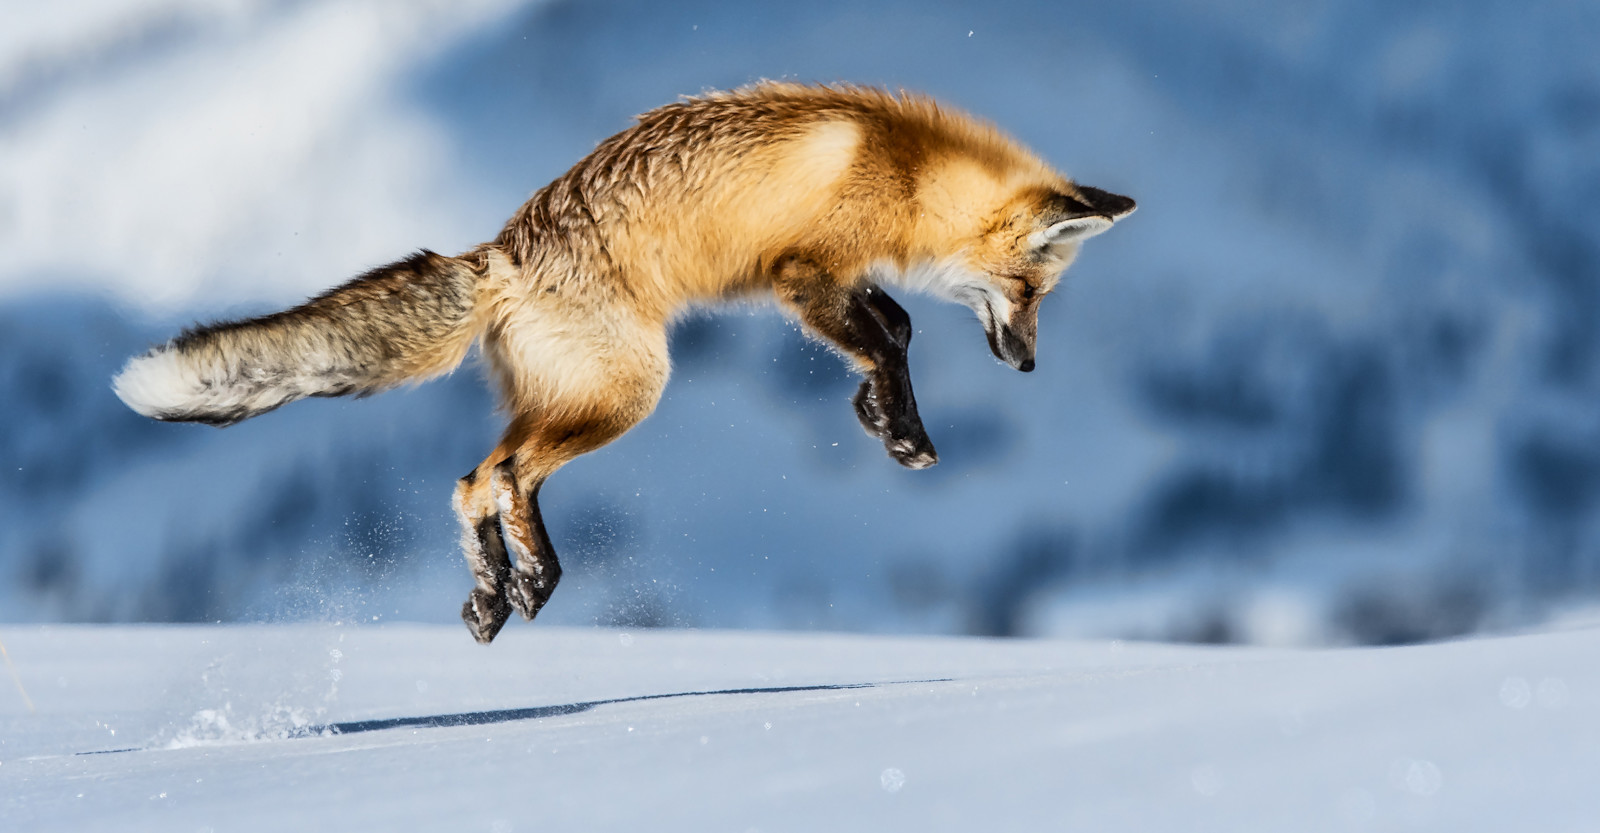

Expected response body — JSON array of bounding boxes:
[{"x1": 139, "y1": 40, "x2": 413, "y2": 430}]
[{"x1": 114, "y1": 251, "x2": 483, "y2": 426}]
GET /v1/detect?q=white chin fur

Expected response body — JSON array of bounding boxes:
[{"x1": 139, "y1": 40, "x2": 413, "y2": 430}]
[
  {"x1": 112, "y1": 348, "x2": 208, "y2": 418},
  {"x1": 884, "y1": 258, "x2": 986, "y2": 305}
]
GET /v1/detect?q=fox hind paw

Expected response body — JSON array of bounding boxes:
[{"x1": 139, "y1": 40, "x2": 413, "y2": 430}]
[
  {"x1": 508, "y1": 568, "x2": 559, "y2": 622},
  {"x1": 461, "y1": 588, "x2": 512, "y2": 644}
]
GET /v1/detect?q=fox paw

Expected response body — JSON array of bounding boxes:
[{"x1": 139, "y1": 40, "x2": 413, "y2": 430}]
[
  {"x1": 853, "y1": 381, "x2": 887, "y2": 438},
  {"x1": 508, "y1": 567, "x2": 559, "y2": 622},
  {"x1": 461, "y1": 588, "x2": 512, "y2": 644},
  {"x1": 886, "y1": 432, "x2": 938, "y2": 470}
]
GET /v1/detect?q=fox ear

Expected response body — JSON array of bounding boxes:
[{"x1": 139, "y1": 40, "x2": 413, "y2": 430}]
[
  {"x1": 1027, "y1": 185, "x2": 1136, "y2": 250},
  {"x1": 1030, "y1": 216, "x2": 1114, "y2": 249},
  {"x1": 1075, "y1": 186, "x2": 1137, "y2": 219}
]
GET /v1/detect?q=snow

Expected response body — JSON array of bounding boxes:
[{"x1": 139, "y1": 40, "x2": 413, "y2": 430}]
[{"x1": 3, "y1": 624, "x2": 1597, "y2": 831}]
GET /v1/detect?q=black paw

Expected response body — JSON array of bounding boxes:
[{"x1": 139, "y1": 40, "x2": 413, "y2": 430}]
[
  {"x1": 461, "y1": 588, "x2": 512, "y2": 644},
  {"x1": 885, "y1": 430, "x2": 938, "y2": 470},
  {"x1": 853, "y1": 380, "x2": 887, "y2": 438},
  {"x1": 508, "y1": 565, "x2": 560, "y2": 622}
]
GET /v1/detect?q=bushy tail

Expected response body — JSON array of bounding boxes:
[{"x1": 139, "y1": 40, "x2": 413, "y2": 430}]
[{"x1": 114, "y1": 250, "x2": 483, "y2": 426}]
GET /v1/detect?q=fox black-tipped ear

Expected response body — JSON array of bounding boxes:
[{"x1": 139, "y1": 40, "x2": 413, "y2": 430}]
[
  {"x1": 1028, "y1": 185, "x2": 1136, "y2": 249},
  {"x1": 1074, "y1": 185, "x2": 1137, "y2": 219}
]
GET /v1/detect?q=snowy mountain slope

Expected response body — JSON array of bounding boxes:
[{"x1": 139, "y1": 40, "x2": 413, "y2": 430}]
[{"x1": 3, "y1": 624, "x2": 1596, "y2": 831}]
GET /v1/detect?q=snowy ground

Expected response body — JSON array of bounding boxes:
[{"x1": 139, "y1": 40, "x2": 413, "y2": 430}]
[{"x1": 1, "y1": 625, "x2": 1595, "y2": 831}]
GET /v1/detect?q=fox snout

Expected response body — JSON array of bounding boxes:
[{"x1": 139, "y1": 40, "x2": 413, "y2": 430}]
[{"x1": 984, "y1": 318, "x2": 1036, "y2": 372}]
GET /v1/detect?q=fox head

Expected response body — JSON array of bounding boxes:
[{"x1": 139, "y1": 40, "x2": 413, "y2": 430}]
[{"x1": 924, "y1": 184, "x2": 1135, "y2": 372}]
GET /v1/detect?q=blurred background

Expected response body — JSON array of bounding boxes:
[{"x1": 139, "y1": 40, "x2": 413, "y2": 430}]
[{"x1": 3, "y1": 0, "x2": 1599, "y2": 645}]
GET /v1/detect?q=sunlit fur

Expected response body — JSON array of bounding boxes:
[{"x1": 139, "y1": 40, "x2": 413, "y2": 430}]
[{"x1": 114, "y1": 82, "x2": 1134, "y2": 642}]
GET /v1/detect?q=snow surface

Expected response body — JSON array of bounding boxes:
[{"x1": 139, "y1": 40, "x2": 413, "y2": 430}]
[{"x1": 2, "y1": 624, "x2": 1596, "y2": 831}]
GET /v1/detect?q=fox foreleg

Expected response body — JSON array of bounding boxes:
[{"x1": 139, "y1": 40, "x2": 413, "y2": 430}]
[
  {"x1": 774, "y1": 259, "x2": 936, "y2": 469},
  {"x1": 863, "y1": 284, "x2": 913, "y2": 348},
  {"x1": 842, "y1": 286, "x2": 935, "y2": 467},
  {"x1": 851, "y1": 286, "x2": 914, "y2": 440}
]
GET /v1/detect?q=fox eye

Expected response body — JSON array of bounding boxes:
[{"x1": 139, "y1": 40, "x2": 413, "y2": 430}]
[{"x1": 1019, "y1": 282, "x2": 1036, "y2": 301}]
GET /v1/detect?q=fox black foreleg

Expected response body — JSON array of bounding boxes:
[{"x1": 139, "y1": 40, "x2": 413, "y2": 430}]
[
  {"x1": 774, "y1": 257, "x2": 936, "y2": 468},
  {"x1": 864, "y1": 284, "x2": 913, "y2": 348},
  {"x1": 851, "y1": 287, "x2": 936, "y2": 468},
  {"x1": 852, "y1": 285, "x2": 915, "y2": 441}
]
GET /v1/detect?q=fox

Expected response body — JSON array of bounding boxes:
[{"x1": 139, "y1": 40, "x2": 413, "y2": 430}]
[{"x1": 113, "y1": 82, "x2": 1135, "y2": 643}]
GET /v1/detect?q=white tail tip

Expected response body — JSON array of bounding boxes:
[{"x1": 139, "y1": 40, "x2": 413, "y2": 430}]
[{"x1": 112, "y1": 348, "x2": 207, "y2": 419}]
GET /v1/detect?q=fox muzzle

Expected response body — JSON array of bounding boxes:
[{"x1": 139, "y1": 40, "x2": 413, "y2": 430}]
[{"x1": 984, "y1": 321, "x2": 1036, "y2": 372}]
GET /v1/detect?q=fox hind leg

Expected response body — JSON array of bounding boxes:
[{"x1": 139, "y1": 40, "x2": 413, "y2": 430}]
[
  {"x1": 492, "y1": 410, "x2": 649, "y2": 621},
  {"x1": 455, "y1": 287, "x2": 670, "y2": 641},
  {"x1": 491, "y1": 462, "x2": 561, "y2": 621},
  {"x1": 455, "y1": 471, "x2": 514, "y2": 644}
]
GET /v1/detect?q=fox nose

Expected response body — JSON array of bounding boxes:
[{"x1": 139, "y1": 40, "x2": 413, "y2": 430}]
[{"x1": 1018, "y1": 358, "x2": 1035, "y2": 373}]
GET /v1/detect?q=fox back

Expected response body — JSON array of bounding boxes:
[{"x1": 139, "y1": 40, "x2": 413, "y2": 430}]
[{"x1": 496, "y1": 84, "x2": 1118, "y2": 316}]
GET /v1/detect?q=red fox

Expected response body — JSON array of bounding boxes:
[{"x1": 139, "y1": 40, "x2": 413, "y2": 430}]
[{"x1": 113, "y1": 83, "x2": 1135, "y2": 643}]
